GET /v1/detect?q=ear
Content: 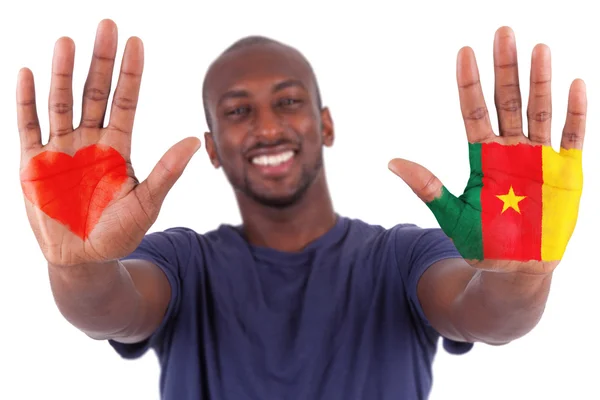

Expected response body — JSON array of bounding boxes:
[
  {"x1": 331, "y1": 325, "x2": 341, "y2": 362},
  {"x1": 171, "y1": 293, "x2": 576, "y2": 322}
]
[
  {"x1": 320, "y1": 107, "x2": 335, "y2": 147},
  {"x1": 204, "y1": 131, "x2": 221, "y2": 168}
]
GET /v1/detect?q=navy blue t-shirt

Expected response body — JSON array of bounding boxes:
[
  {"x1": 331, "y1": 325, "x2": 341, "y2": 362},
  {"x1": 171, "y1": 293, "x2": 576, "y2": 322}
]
[{"x1": 109, "y1": 215, "x2": 473, "y2": 399}]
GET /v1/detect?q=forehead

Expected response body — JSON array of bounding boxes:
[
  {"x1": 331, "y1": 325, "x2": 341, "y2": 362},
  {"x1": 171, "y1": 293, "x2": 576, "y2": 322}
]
[{"x1": 205, "y1": 44, "x2": 315, "y2": 103}]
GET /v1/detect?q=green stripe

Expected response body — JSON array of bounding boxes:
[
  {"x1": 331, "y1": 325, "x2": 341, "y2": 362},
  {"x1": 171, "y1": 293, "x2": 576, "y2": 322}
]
[{"x1": 426, "y1": 142, "x2": 483, "y2": 260}]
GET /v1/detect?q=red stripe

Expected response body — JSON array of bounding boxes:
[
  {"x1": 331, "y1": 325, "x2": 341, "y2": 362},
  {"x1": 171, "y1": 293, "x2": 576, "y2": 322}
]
[{"x1": 480, "y1": 142, "x2": 543, "y2": 261}]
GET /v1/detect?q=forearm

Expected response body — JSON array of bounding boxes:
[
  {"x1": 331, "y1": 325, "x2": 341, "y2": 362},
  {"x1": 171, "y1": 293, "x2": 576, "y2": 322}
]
[
  {"x1": 453, "y1": 269, "x2": 553, "y2": 345},
  {"x1": 48, "y1": 260, "x2": 142, "y2": 340}
]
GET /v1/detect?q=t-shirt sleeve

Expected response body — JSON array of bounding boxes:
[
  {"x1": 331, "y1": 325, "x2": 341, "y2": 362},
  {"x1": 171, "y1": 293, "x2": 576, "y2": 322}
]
[
  {"x1": 393, "y1": 224, "x2": 474, "y2": 355},
  {"x1": 108, "y1": 227, "x2": 195, "y2": 359}
]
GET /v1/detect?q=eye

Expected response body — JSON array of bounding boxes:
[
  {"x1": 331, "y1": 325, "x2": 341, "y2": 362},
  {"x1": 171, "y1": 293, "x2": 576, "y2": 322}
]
[
  {"x1": 225, "y1": 106, "x2": 251, "y2": 117},
  {"x1": 277, "y1": 98, "x2": 303, "y2": 108}
]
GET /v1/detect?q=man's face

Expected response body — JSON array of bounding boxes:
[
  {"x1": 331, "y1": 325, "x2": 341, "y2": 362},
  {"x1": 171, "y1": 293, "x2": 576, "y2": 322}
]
[{"x1": 203, "y1": 43, "x2": 334, "y2": 208}]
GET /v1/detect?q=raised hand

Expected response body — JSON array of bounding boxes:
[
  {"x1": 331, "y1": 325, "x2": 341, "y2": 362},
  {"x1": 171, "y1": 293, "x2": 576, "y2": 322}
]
[
  {"x1": 17, "y1": 19, "x2": 201, "y2": 267},
  {"x1": 388, "y1": 27, "x2": 586, "y2": 273}
]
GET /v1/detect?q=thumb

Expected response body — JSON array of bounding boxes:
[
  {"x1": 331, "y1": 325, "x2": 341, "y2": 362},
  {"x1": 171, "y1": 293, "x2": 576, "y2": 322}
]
[
  {"x1": 388, "y1": 158, "x2": 444, "y2": 203},
  {"x1": 388, "y1": 157, "x2": 464, "y2": 235},
  {"x1": 137, "y1": 136, "x2": 202, "y2": 212}
]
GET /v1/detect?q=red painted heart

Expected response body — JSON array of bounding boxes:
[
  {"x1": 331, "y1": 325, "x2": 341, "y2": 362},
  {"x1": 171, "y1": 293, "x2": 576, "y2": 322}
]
[{"x1": 21, "y1": 144, "x2": 129, "y2": 240}]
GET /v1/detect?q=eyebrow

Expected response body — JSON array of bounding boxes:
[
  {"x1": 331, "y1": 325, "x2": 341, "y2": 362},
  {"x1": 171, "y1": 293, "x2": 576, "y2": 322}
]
[
  {"x1": 217, "y1": 89, "x2": 249, "y2": 107},
  {"x1": 217, "y1": 79, "x2": 308, "y2": 107},
  {"x1": 272, "y1": 79, "x2": 307, "y2": 93}
]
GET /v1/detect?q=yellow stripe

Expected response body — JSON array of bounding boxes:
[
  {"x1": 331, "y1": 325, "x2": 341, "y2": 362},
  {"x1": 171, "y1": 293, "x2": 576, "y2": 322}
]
[{"x1": 541, "y1": 146, "x2": 583, "y2": 261}]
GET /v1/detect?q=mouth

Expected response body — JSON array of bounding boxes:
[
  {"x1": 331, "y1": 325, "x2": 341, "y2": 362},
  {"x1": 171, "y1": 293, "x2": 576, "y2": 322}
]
[{"x1": 249, "y1": 150, "x2": 297, "y2": 177}]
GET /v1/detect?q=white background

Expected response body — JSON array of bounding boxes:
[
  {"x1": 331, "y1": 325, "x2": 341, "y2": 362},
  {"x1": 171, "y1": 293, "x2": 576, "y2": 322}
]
[{"x1": 1, "y1": 0, "x2": 598, "y2": 399}]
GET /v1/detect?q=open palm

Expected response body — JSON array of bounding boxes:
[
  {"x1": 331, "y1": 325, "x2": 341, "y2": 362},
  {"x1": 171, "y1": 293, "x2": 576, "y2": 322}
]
[
  {"x1": 389, "y1": 27, "x2": 586, "y2": 273},
  {"x1": 17, "y1": 19, "x2": 200, "y2": 266}
]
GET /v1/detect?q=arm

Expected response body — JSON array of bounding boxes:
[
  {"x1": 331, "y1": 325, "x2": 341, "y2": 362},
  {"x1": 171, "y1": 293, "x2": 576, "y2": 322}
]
[
  {"x1": 48, "y1": 259, "x2": 170, "y2": 344},
  {"x1": 389, "y1": 28, "x2": 585, "y2": 347},
  {"x1": 17, "y1": 20, "x2": 198, "y2": 348},
  {"x1": 417, "y1": 259, "x2": 552, "y2": 345}
]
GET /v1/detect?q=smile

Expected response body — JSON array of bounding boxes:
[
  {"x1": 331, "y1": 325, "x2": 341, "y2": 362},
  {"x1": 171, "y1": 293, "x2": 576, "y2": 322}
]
[
  {"x1": 251, "y1": 150, "x2": 295, "y2": 167},
  {"x1": 249, "y1": 150, "x2": 297, "y2": 178}
]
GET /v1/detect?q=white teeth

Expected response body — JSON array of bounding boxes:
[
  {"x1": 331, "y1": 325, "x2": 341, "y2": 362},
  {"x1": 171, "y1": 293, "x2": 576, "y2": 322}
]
[{"x1": 252, "y1": 150, "x2": 295, "y2": 167}]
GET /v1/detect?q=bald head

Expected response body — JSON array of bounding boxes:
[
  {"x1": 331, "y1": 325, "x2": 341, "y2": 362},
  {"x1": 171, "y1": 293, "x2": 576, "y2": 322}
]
[
  {"x1": 202, "y1": 36, "x2": 322, "y2": 130},
  {"x1": 223, "y1": 35, "x2": 284, "y2": 53}
]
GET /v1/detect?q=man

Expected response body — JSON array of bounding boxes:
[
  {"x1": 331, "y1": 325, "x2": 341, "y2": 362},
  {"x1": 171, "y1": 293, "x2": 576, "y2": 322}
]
[{"x1": 16, "y1": 19, "x2": 586, "y2": 399}]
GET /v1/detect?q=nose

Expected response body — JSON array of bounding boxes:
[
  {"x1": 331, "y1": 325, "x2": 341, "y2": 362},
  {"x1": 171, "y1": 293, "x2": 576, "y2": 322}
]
[{"x1": 252, "y1": 107, "x2": 284, "y2": 140}]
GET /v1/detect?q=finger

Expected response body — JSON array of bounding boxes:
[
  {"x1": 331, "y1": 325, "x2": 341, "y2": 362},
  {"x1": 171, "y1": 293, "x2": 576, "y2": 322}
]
[
  {"x1": 16, "y1": 68, "x2": 42, "y2": 152},
  {"x1": 560, "y1": 79, "x2": 586, "y2": 150},
  {"x1": 136, "y1": 137, "x2": 201, "y2": 217},
  {"x1": 107, "y1": 37, "x2": 144, "y2": 138},
  {"x1": 80, "y1": 19, "x2": 118, "y2": 129},
  {"x1": 48, "y1": 37, "x2": 75, "y2": 138},
  {"x1": 457, "y1": 47, "x2": 495, "y2": 143},
  {"x1": 388, "y1": 158, "x2": 479, "y2": 260},
  {"x1": 527, "y1": 44, "x2": 552, "y2": 145},
  {"x1": 388, "y1": 157, "x2": 464, "y2": 235},
  {"x1": 493, "y1": 27, "x2": 524, "y2": 138},
  {"x1": 388, "y1": 158, "x2": 444, "y2": 203}
]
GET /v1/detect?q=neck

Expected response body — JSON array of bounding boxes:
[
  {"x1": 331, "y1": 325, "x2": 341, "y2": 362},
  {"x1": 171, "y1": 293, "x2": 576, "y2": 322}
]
[{"x1": 236, "y1": 172, "x2": 337, "y2": 252}]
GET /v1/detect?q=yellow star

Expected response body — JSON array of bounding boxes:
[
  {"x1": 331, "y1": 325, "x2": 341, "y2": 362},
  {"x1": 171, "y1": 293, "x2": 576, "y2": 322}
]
[{"x1": 496, "y1": 185, "x2": 527, "y2": 214}]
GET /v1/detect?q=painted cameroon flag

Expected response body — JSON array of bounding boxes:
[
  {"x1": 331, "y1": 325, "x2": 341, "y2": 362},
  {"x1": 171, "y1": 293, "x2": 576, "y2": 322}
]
[{"x1": 427, "y1": 142, "x2": 583, "y2": 262}]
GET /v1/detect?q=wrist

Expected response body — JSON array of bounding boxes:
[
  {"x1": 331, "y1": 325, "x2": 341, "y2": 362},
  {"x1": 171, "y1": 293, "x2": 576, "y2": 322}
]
[
  {"x1": 473, "y1": 268, "x2": 553, "y2": 310},
  {"x1": 48, "y1": 259, "x2": 124, "y2": 292}
]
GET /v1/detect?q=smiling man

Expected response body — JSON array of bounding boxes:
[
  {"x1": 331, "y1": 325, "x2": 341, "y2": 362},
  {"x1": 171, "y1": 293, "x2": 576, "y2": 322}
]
[
  {"x1": 203, "y1": 37, "x2": 330, "y2": 213},
  {"x1": 17, "y1": 19, "x2": 586, "y2": 400}
]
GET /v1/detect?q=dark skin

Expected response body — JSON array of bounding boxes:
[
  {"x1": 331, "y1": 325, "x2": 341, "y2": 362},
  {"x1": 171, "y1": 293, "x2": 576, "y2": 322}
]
[
  {"x1": 201, "y1": 35, "x2": 563, "y2": 346},
  {"x1": 18, "y1": 21, "x2": 583, "y2": 349},
  {"x1": 202, "y1": 43, "x2": 337, "y2": 251},
  {"x1": 390, "y1": 27, "x2": 585, "y2": 344}
]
